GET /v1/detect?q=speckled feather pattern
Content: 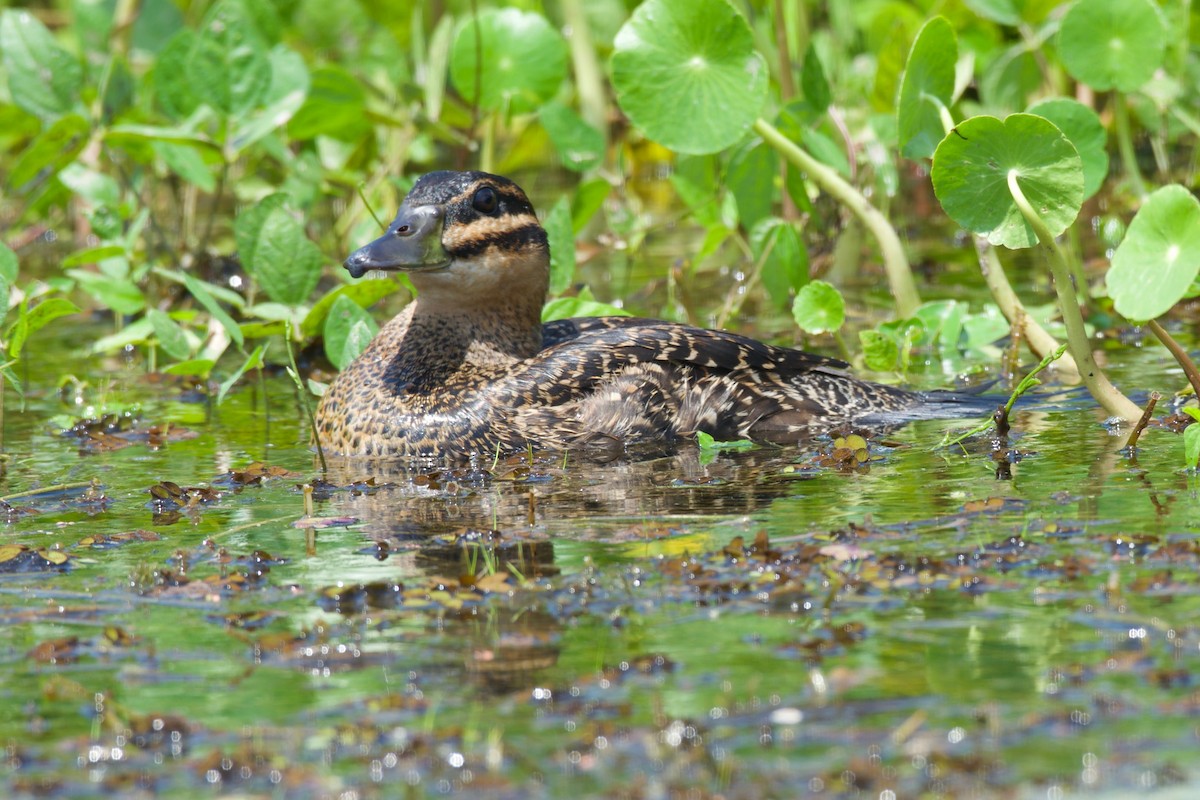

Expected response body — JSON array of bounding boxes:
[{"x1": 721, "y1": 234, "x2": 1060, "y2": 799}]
[{"x1": 315, "y1": 172, "x2": 981, "y2": 458}]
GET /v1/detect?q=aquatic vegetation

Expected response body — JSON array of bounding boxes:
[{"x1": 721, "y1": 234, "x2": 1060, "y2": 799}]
[{"x1": 2, "y1": 0, "x2": 1200, "y2": 793}]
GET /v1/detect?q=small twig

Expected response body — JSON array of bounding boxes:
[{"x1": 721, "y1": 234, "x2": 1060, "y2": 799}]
[
  {"x1": 1147, "y1": 319, "x2": 1200, "y2": 398},
  {"x1": 1122, "y1": 391, "x2": 1159, "y2": 452}
]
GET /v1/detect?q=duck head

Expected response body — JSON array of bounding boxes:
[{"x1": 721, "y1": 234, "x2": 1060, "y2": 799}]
[{"x1": 344, "y1": 171, "x2": 550, "y2": 305}]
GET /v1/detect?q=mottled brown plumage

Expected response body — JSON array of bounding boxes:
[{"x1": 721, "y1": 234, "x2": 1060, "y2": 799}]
[{"x1": 315, "y1": 171, "x2": 982, "y2": 458}]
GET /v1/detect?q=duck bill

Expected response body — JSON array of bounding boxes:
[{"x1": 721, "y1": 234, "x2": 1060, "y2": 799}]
[{"x1": 343, "y1": 204, "x2": 450, "y2": 278}]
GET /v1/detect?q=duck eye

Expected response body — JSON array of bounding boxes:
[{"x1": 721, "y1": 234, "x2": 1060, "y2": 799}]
[{"x1": 472, "y1": 187, "x2": 498, "y2": 214}]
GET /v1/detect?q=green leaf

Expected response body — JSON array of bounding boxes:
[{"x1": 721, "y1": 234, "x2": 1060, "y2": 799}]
[
  {"x1": 229, "y1": 45, "x2": 310, "y2": 153},
  {"x1": 897, "y1": 16, "x2": 957, "y2": 160},
  {"x1": 792, "y1": 280, "x2": 844, "y2": 335},
  {"x1": 324, "y1": 295, "x2": 379, "y2": 371},
  {"x1": 0, "y1": 242, "x2": 19, "y2": 284},
  {"x1": 750, "y1": 218, "x2": 807, "y2": 308},
  {"x1": 571, "y1": 178, "x2": 611, "y2": 233},
  {"x1": 9, "y1": 297, "x2": 79, "y2": 358},
  {"x1": 1058, "y1": 0, "x2": 1166, "y2": 92},
  {"x1": 0, "y1": 9, "x2": 83, "y2": 120},
  {"x1": 184, "y1": 272, "x2": 244, "y2": 347},
  {"x1": 450, "y1": 9, "x2": 567, "y2": 114},
  {"x1": 800, "y1": 43, "x2": 831, "y2": 114},
  {"x1": 8, "y1": 114, "x2": 90, "y2": 192},
  {"x1": 217, "y1": 344, "x2": 265, "y2": 405},
  {"x1": 301, "y1": 280, "x2": 399, "y2": 338},
  {"x1": 610, "y1": 0, "x2": 768, "y2": 155},
  {"x1": 61, "y1": 246, "x2": 128, "y2": 268},
  {"x1": 163, "y1": 358, "x2": 216, "y2": 377},
  {"x1": 153, "y1": 141, "x2": 217, "y2": 192},
  {"x1": 92, "y1": 317, "x2": 154, "y2": 353},
  {"x1": 539, "y1": 101, "x2": 604, "y2": 173},
  {"x1": 931, "y1": 113, "x2": 1084, "y2": 249},
  {"x1": 544, "y1": 197, "x2": 576, "y2": 296},
  {"x1": 234, "y1": 194, "x2": 325, "y2": 306},
  {"x1": 1185, "y1": 420, "x2": 1200, "y2": 470},
  {"x1": 963, "y1": 0, "x2": 1021, "y2": 26},
  {"x1": 1025, "y1": 98, "x2": 1109, "y2": 200},
  {"x1": 859, "y1": 329, "x2": 901, "y2": 372},
  {"x1": 67, "y1": 270, "x2": 146, "y2": 315},
  {"x1": 193, "y1": 0, "x2": 271, "y2": 116},
  {"x1": 726, "y1": 139, "x2": 778, "y2": 232},
  {"x1": 541, "y1": 290, "x2": 629, "y2": 321},
  {"x1": 153, "y1": 29, "x2": 205, "y2": 119},
  {"x1": 287, "y1": 65, "x2": 367, "y2": 140},
  {"x1": 104, "y1": 123, "x2": 220, "y2": 151},
  {"x1": 146, "y1": 309, "x2": 193, "y2": 361},
  {"x1": 57, "y1": 163, "x2": 121, "y2": 206},
  {"x1": 1107, "y1": 185, "x2": 1200, "y2": 321}
]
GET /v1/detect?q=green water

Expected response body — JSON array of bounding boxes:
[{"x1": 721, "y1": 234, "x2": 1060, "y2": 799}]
[{"x1": 0, "y1": 291, "x2": 1197, "y2": 798}]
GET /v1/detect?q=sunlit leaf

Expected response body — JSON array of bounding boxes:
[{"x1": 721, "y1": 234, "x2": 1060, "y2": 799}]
[
  {"x1": 324, "y1": 295, "x2": 378, "y2": 370},
  {"x1": 0, "y1": 10, "x2": 83, "y2": 120},
  {"x1": 450, "y1": 8, "x2": 566, "y2": 114},
  {"x1": 1058, "y1": 0, "x2": 1166, "y2": 92},
  {"x1": 234, "y1": 193, "x2": 325, "y2": 306},
  {"x1": 1026, "y1": 98, "x2": 1108, "y2": 200},
  {"x1": 792, "y1": 280, "x2": 844, "y2": 334},
  {"x1": 610, "y1": 0, "x2": 767, "y2": 155},
  {"x1": 931, "y1": 114, "x2": 1083, "y2": 249},
  {"x1": 146, "y1": 309, "x2": 193, "y2": 361},
  {"x1": 544, "y1": 196, "x2": 576, "y2": 296},
  {"x1": 1107, "y1": 185, "x2": 1200, "y2": 321},
  {"x1": 897, "y1": 16, "x2": 956, "y2": 160}
]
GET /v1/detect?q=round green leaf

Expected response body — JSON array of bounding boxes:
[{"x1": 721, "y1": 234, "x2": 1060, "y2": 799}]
[
  {"x1": 792, "y1": 280, "x2": 844, "y2": 335},
  {"x1": 1058, "y1": 0, "x2": 1166, "y2": 92},
  {"x1": 897, "y1": 16, "x2": 957, "y2": 160},
  {"x1": 610, "y1": 0, "x2": 767, "y2": 155},
  {"x1": 931, "y1": 114, "x2": 1083, "y2": 249},
  {"x1": 1107, "y1": 185, "x2": 1200, "y2": 321},
  {"x1": 450, "y1": 9, "x2": 567, "y2": 115},
  {"x1": 1026, "y1": 98, "x2": 1108, "y2": 200}
]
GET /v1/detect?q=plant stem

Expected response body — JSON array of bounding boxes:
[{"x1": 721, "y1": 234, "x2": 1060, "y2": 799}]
[
  {"x1": 1006, "y1": 171, "x2": 1142, "y2": 422},
  {"x1": 973, "y1": 237, "x2": 1080, "y2": 377},
  {"x1": 561, "y1": 0, "x2": 607, "y2": 137},
  {"x1": 753, "y1": 117, "x2": 921, "y2": 317},
  {"x1": 1147, "y1": 319, "x2": 1200, "y2": 398},
  {"x1": 284, "y1": 321, "x2": 327, "y2": 475},
  {"x1": 1123, "y1": 391, "x2": 1158, "y2": 452},
  {"x1": 1111, "y1": 92, "x2": 1147, "y2": 199}
]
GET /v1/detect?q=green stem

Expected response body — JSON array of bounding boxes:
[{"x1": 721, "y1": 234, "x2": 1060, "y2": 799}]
[
  {"x1": 974, "y1": 237, "x2": 1079, "y2": 377},
  {"x1": 1006, "y1": 171, "x2": 1142, "y2": 422},
  {"x1": 284, "y1": 321, "x2": 327, "y2": 475},
  {"x1": 1112, "y1": 91, "x2": 1147, "y2": 199},
  {"x1": 753, "y1": 118, "x2": 921, "y2": 317},
  {"x1": 560, "y1": 0, "x2": 607, "y2": 137}
]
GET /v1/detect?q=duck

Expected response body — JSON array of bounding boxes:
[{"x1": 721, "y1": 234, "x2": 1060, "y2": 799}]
[{"x1": 314, "y1": 170, "x2": 987, "y2": 458}]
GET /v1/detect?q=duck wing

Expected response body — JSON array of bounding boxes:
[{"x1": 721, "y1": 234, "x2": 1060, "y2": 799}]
[{"x1": 538, "y1": 316, "x2": 848, "y2": 380}]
